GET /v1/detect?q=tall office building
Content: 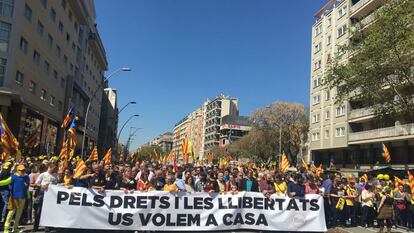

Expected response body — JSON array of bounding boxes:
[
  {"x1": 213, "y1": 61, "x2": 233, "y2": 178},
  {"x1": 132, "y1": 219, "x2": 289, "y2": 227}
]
[
  {"x1": 309, "y1": 0, "x2": 414, "y2": 167},
  {"x1": 97, "y1": 85, "x2": 117, "y2": 156},
  {"x1": 0, "y1": 0, "x2": 108, "y2": 155}
]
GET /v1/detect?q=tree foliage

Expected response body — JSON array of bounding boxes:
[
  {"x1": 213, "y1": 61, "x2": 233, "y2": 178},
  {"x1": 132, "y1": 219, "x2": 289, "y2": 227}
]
[
  {"x1": 214, "y1": 102, "x2": 308, "y2": 165},
  {"x1": 325, "y1": 0, "x2": 414, "y2": 122}
]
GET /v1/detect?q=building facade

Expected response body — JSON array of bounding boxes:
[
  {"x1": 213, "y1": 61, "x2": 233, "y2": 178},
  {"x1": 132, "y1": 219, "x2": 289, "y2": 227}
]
[
  {"x1": 97, "y1": 85, "x2": 117, "y2": 156},
  {"x1": 219, "y1": 115, "x2": 251, "y2": 147},
  {"x1": 309, "y1": 0, "x2": 414, "y2": 168},
  {"x1": 172, "y1": 116, "x2": 189, "y2": 157},
  {"x1": 0, "y1": 0, "x2": 107, "y2": 156},
  {"x1": 204, "y1": 95, "x2": 239, "y2": 153}
]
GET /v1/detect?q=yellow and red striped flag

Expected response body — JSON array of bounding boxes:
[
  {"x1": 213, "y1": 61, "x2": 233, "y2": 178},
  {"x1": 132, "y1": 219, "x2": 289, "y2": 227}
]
[
  {"x1": 361, "y1": 173, "x2": 368, "y2": 182},
  {"x1": 59, "y1": 140, "x2": 68, "y2": 160},
  {"x1": 181, "y1": 136, "x2": 189, "y2": 164},
  {"x1": 68, "y1": 128, "x2": 76, "y2": 159},
  {"x1": 86, "y1": 146, "x2": 98, "y2": 162},
  {"x1": 59, "y1": 158, "x2": 68, "y2": 171},
  {"x1": 316, "y1": 164, "x2": 324, "y2": 176},
  {"x1": 61, "y1": 108, "x2": 73, "y2": 128},
  {"x1": 394, "y1": 176, "x2": 405, "y2": 192},
  {"x1": 279, "y1": 152, "x2": 290, "y2": 173},
  {"x1": 102, "y1": 148, "x2": 112, "y2": 165},
  {"x1": 73, "y1": 159, "x2": 86, "y2": 179},
  {"x1": 407, "y1": 171, "x2": 414, "y2": 193},
  {"x1": 0, "y1": 113, "x2": 19, "y2": 160},
  {"x1": 166, "y1": 151, "x2": 173, "y2": 163},
  {"x1": 382, "y1": 143, "x2": 391, "y2": 163},
  {"x1": 302, "y1": 159, "x2": 308, "y2": 171}
]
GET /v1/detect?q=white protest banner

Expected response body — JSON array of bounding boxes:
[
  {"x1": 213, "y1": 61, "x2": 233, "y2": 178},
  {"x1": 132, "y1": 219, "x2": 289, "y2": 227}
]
[{"x1": 40, "y1": 185, "x2": 327, "y2": 232}]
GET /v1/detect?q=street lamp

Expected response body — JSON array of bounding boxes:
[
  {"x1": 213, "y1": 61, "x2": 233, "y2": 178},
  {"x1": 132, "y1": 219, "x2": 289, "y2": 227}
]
[
  {"x1": 80, "y1": 67, "x2": 131, "y2": 157},
  {"x1": 117, "y1": 114, "x2": 140, "y2": 146},
  {"x1": 124, "y1": 127, "x2": 143, "y2": 156},
  {"x1": 119, "y1": 101, "x2": 137, "y2": 114}
]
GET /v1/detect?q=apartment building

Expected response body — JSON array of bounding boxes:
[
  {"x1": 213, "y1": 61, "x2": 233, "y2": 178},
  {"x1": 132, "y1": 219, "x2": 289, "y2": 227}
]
[
  {"x1": 310, "y1": 0, "x2": 414, "y2": 167},
  {"x1": 219, "y1": 115, "x2": 251, "y2": 147},
  {"x1": 0, "y1": 0, "x2": 107, "y2": 156},
  {"x1": 204, "y1": 95, "x2": 239, "y2": 152},
  {"x1": 172, "y1": 116, "x2": 189, "y2": 156}
]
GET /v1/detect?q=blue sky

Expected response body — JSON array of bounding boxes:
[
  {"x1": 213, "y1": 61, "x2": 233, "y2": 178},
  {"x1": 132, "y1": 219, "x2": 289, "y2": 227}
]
[{"x1": 94, "y1": 0, "x2": 327, "y2": 150}]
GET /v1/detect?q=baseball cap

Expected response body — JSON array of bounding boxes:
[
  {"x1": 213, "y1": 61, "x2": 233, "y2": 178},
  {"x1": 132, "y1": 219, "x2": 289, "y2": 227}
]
[{"x1": 17, "y1": 164, "x2": 25, "y2": 171}]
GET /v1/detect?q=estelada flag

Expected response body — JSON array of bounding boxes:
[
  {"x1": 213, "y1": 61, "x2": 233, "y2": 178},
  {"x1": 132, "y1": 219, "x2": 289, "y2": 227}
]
[
  {"x1": 61, "y1": 108, "x2": 73, "y2": 128},
  {"x1": 173, "y1": 156, "x2": 178, "y2": 173},
  {"x1": 279, "y1": 152, "x2": 290, "y2": 173},
  {"x1": 73, "y1": 159, "x2": 86, "y2": 179},
  {"x1": 382, "y1": 143, "x2": 391, "y2": 163},
  {"x1": 102, "y1": 148, "x2": 112, "y2": 165},
  {"x1": 86, "y1": 146, "x2": 98, "y2": 162}
]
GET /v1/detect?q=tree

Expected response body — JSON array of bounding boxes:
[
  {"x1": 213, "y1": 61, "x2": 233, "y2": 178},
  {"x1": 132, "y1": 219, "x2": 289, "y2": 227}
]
[
  {"x1": 325, "y1": 0, "x2": 414, "y2": 123},
  {"x1": 132, "y1": 145, "x2": 163, "y2": 161},
  {"x1": 251, "y1": 102, "x2": 309, "y2": 165}
]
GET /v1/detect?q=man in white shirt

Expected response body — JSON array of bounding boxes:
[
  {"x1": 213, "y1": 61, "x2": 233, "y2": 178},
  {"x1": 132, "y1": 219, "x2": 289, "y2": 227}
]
[{"x1": 33, "y1": 164, "x2": 58, "y2": 232}]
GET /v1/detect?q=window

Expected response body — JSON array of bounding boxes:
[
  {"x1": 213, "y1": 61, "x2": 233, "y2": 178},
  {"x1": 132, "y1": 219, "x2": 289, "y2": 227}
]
[
  {"x1": 14, "y1": 70, "x2": 23, "y2": 86},
  {"x1": 24, "y1": 4, "x2": 32, "y2": 21},
  {"x1": 58, "y1": 101, "x2": 63, "y2": 111},
  {"x1": 47, "y1": 34, "x2": 53, "y2": 48},
  {"x1": 37, "y1": 21, "x2": 44, "y2": 36},
  {"x1": 40, "y1": 89, "x2": 47, "y2": 101},
  {"x1": 50, "y1": 95, "x2": 55, "y2": 106},
  {"x1": 60, "y1": 77, "x2": 65, "y2": 88},
  {"x1": 43, "y1": 61, "x2": 49, "y2": 73},
  {"x1": 32, "y1": 50, "x2": 40, "y2": 64},
  {"x1": 66, "y1": 33, "x2": 70, "y2": 43},
  {"x1": 336, "y1": 105, "x2": 346, "y2": 116},
  {"x1": 324, "y1": 130, "x2": 330, "y2": 139},
  {"x1": 29, "y1": 80, "x2": 36, "y2": 93},
  {"x1": 0, "y1": 21, "x2": 11, "y2": 52},
  {"x1": 336, "y1": 46, "x2": 345, "y2": 56},
  {"x1": 40, "y1": 0, "x2": 47, "y2": 8},
  {"x1": 312, "y1": 114, "x2": 320, "y2": 123},
  {"x1": 325, "y1": 110, "x2": 330, "y2": 120},
  {"x1": 338, "y1": 5, "x2": 347, "y2": 19},
  {"x1": 313, "y1": 78, "x2": 320, "y2": 88},
  {"x1": 315, "y1": 25, "x2": 322, "y2": 36},
  {"x1": 53, "y1": 70, "x2": 58, "y2": 80},
  {"x1": 68, "y1": 10, "x2": 72, "y2": 21},
  {"x1": 58, "y1": 21, "x2": 64, "y2": 34},
  {"x1": 50, "y1": 8, "x2": 57, "y2": 22},
  {"x1": 314, "y1": 60, "x2": 321, "y2": 70},
  {"x1": 63, "y1": 55, "x2": 68, "y2": 65},
  {"x1": 327, "y1": 35, "x2": 331, "y2": 45},
  {"x1": 19, "y1": 37, "x2": 28, "y2": 53},
  {"x1": 327, "y1": 18, "x2": 332, "y2": 27},
  {"x1": 315, "y1": 42, "x2": 321, "y2": 53},
  {"x1": 71, "y1": 42, "x2": 75, "y2": 52},
  {"x1": 335, "y1": 127, "x2": 345, "y2": 137},
  {"x1": 337, "y1": 24, "x2": 347, "y2": 38},
  {"x1": 312, "y1": 132, "x2": 320, "y2": 141},
  {"x1": 325, "y1": 90, "x2": 330, "y2": 101},
  {"x1": 313, "y1": 95, "x2": 320, "y2": 105},
  {"x1": 55, "y1": 45, "x2": 61, "y2": 57},
  {"x1": 61, "y1": 0, "x2": 66, "y2": 9},
  {"x1": 0, "y1": 0, "x2": 14, "y2": 17}
]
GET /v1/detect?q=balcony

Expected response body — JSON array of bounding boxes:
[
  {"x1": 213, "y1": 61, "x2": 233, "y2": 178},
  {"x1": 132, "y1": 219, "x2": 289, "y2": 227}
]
[
  {"x1": 349, "y1": 123, "x2": 414, "y2": 143},
  {"x1": 348, "y1": 107, "x2": 374, "y2": 122},
  {"x1": 350, "y1": 0, "x2": 384, "y2": 19}
]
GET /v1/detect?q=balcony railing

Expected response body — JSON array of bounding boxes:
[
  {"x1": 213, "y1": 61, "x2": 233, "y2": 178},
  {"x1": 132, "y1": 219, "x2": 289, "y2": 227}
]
[
  {"x1": 349, "y1": 107, "x2": 374, "y2": 120},
  {"x1": 349, "y1": 123, "x2": 414, "y2": 142},
  {"x1": 351, "y1": 0, "x2": 372, "y2": 14}
]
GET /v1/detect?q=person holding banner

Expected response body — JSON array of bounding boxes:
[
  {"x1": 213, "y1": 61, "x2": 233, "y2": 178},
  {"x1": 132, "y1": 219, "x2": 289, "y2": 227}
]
[
  {"x1": 287, "y1": 173, "x2": 305, "y2": 198},
  {"x1": 33, "y1": 163, "x2": 58, "y2": 232},
  {"x1": 120, "y1": 167, "x2": 136, "y2": 193},
  {"x1": 274, "y1": 174, "x2": 287, "y2": 196},
  {"x1": 239, "y1": 170, "x2": 258, "y2": 192}
]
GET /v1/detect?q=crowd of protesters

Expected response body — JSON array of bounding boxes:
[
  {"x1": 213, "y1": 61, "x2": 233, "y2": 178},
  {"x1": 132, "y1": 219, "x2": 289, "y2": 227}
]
[{"x1": 0, "y1": 155, "x2": 412, "y2": 233}]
